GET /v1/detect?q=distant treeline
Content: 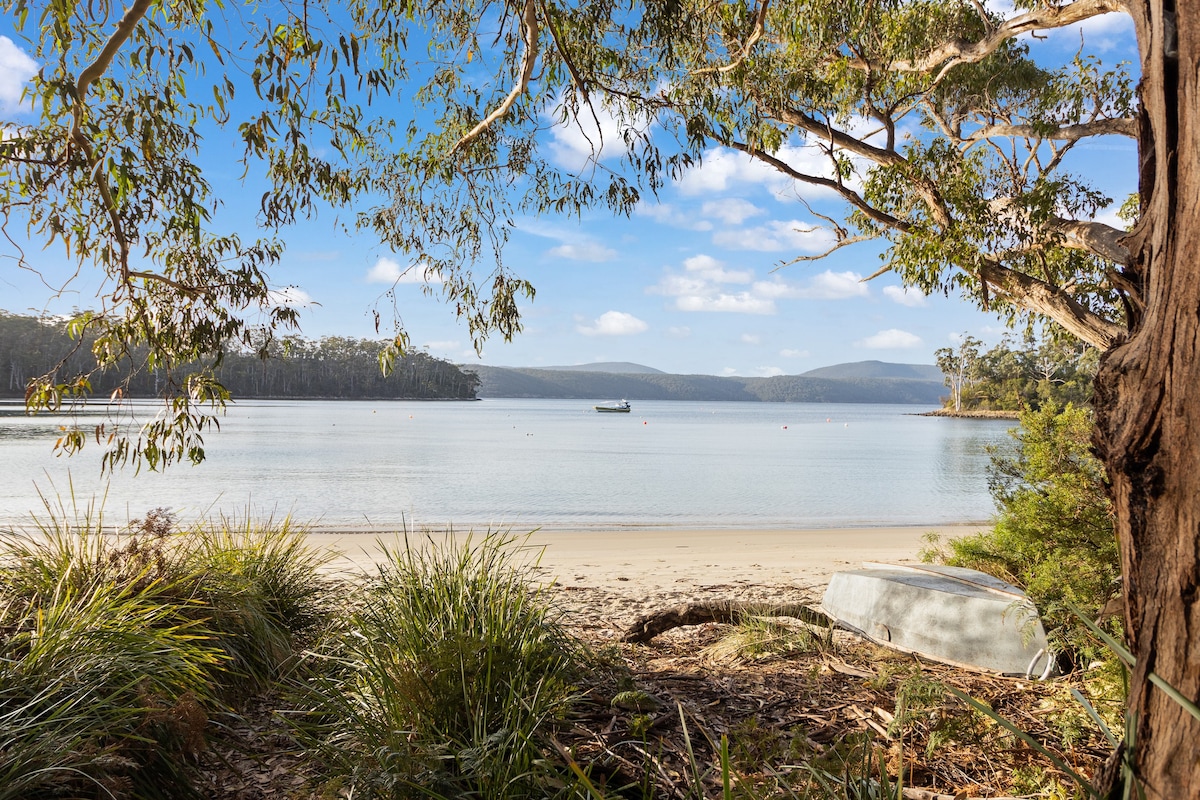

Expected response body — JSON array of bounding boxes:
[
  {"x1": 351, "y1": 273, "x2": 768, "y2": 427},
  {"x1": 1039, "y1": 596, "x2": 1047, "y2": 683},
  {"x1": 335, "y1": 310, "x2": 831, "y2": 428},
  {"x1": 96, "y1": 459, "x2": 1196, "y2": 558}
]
[
  {"x1": 0, "y1": 312, "x2": 479, "y2": 400},
  {"x1": 468, "y1": 365, "x2": 946, "y2": 404}
]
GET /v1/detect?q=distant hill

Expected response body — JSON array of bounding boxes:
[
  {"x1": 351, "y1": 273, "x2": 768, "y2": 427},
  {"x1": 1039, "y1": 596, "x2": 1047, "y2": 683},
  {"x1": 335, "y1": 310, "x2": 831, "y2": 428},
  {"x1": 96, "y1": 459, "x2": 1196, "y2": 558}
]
[
  {"x1": 538, "y1": 362, "x2": 665, "y2": 374},
  {"x1": 464, "y1": 361, "x2": 947, "y2": 404},
  {"x1": 800, "y1": 360, "x2": 944, "y2": 381}
]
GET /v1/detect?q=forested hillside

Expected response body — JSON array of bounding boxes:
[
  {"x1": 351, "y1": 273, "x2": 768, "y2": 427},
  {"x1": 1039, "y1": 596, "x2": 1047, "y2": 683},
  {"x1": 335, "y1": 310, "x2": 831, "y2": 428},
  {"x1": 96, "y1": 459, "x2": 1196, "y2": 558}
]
[
  {"x1": 468, "y1": 364, "x2": 945, "y2": 403},
  {"x1": 0, "y1": 312, "x2": 478, "y2": 400}
]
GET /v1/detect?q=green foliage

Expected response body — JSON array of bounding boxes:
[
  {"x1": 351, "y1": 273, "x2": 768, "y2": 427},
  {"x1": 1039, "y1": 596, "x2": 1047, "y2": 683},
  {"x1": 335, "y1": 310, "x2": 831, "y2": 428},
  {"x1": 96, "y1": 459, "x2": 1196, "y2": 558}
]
[
  {"x1": 303, "y1": 531, "x2": 582, "y2": 799},
  {"x1": 922, "y1": 404, "x2": 1119, "y2": 661},
  {"x1": 935, "y1": 329, "x2": 1098, "y2": 412},
  {"x1": 0, "y1": 506, "x2": 342, "y2": 798}
]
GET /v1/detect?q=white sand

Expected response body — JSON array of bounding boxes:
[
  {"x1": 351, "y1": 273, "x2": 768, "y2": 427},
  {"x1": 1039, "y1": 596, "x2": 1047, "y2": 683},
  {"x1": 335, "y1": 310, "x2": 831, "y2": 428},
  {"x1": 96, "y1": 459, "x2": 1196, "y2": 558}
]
[{"x1": 306, "y1": 525, "x2": 985, "y2": 633}]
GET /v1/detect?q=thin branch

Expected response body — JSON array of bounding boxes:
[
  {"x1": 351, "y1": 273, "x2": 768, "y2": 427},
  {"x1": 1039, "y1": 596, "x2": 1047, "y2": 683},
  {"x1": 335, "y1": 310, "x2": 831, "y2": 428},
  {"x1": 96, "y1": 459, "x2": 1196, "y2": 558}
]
[
  {"x1": 775, "y1": 234, "x2": 878, "y2": 268},
  {"x1": 69, "y1": 0, "x2": 155, "y2": 284},
  {"x1": 451, "y1": 0, "x2": 540, "y2": 153},
  {"x1": 692, "y1": 0, "x2": 771, "y2": 76},
  {"x1": 766, "y1": 104, "x2": 953, "y2": 227},
  {"x1": 846, "y1": 0, "x2": 1126, "y2": 75},
  {"x1": 728, "y1": 139, "x2": 912, "y2": 233}
]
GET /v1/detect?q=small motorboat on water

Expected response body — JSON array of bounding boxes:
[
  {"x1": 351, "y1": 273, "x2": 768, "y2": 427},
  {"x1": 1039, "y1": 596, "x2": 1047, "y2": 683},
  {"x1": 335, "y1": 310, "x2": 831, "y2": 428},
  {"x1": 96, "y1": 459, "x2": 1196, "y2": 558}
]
[
  {"x1": 822, "y1": 562, "x2": 1054, "y2": 677},
  {"x1": 594, "y1": 399, "x2": 632, "y2": 412}
]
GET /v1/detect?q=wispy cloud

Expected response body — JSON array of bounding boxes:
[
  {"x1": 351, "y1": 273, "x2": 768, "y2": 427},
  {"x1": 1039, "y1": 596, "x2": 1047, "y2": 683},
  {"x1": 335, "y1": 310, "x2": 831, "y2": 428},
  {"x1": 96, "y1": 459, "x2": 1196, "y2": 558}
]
[
  {"x1": 521, "y1": 219, "x2": 619, "y2": 262},
  {"x1": 548, "y1": 242, "x2": 618, "y2": 262},
  {"x1": 780, "y1": 348, "x2": 810, "y2": 358},
  {"x1": 712, "y1": 219, "x2": 837, "y2": 253},
  {"x1": 635, "y1": 201, "x2": 714, "y2": 231},
  {"x1": 883, "y1": 285, "x2": 927, "y2": 307},
  {"x1": 702, "y1": 198, "x2": 764, "y2": 225},
  {"x1": 577, "y1": 310, "x2": 649, "y2": 336},
  {"x1": 366, "y1": 257, "x2": 444, "y2": 285},
  {"x1": 858, "y1": 328, "x2": 923, "y2": 349}
]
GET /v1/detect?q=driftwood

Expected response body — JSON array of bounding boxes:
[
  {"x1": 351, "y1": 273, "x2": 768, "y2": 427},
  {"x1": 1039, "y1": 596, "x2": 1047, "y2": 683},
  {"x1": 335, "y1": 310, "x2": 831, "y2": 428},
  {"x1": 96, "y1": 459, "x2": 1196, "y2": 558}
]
[{"x1": 621, "y1": 600, "x2": 832, "y2": 643}]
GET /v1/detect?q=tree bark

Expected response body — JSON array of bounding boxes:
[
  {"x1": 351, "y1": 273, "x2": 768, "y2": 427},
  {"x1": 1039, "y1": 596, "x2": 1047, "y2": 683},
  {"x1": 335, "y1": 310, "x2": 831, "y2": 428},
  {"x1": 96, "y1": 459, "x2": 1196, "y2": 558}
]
[{"x1": 1092, "y1": 0, "x2": 1200, "y2": 795}]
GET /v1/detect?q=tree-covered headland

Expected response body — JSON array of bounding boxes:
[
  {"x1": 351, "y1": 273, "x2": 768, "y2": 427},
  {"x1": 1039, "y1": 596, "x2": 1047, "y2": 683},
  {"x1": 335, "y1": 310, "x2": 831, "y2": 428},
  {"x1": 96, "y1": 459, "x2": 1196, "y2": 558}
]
[{"x1": 0, "y1": 311, "x2": 479, "y2": 401}]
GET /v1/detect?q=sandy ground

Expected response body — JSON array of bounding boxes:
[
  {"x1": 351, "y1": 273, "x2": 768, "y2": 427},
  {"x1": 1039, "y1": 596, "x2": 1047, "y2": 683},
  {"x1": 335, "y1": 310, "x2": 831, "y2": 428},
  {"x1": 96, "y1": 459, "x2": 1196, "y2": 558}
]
[{"x1": 307, "y1": 525, "x2": 986, "y2": 635}]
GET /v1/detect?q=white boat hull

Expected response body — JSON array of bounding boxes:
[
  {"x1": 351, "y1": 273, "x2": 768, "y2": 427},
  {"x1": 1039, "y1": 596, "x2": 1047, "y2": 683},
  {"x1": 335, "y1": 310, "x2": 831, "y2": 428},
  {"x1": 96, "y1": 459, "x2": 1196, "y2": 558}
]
[{"x1": 822, "y1": 563, "x2": 1053, "y2": 676}]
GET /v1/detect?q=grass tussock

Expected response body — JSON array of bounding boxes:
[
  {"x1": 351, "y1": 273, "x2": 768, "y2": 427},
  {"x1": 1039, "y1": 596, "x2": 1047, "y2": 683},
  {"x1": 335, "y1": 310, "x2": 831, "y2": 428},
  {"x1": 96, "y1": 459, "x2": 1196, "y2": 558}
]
[
  {"x1": 301, "y1": 531, "x2": 583, "y2": 799},
  {"x1": 0, "y1": 506, "x2": 339, "y2": 799}
]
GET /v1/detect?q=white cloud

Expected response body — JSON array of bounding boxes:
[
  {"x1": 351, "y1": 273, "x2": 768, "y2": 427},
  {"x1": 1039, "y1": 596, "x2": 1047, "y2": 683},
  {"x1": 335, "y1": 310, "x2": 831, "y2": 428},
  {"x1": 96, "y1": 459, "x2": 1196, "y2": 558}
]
[
  {"x1": 0, "y1": 37, "x2": 37, "y2": 113},
  {"x1": 677, "y1": 143, "x2": 865, "y2": 202},
  {"x1": 858, "y1": 328, "x2": 923, "y2": 349},
  {"x1": 676, "y1": 292, "x2": 777, "y2": 314},
  {"x1": 268, "y1": 286, "x2": 315, "y2": 308},
  {"x1": 701, "y1": 198, "x2": 764, "y2": 225},
  {"x1": 740, "y1": 333, "x2": 761, "y2": 345},
  {"x1": 799, "y1": 270, "x2": 870, "y2": 299},
  {"x1": 548, "y1": 242, "x2": 618, "y2": 262},
  {"x1": 666, "y1": 326, "x2": 692, "y2": 338},
  {"x1": 751, "y1": 270, "x2": 868, "y2": 301},
  {"x1": 780, "y1": 348, "x2": 810, "y2": 358},
  {"x1": 651, "y1": 259, "x2": 866, "y2": 314},
  {"x1": 635, "y1": 202, "x2": 713, "y2": 231},
  {"x1": 521, "y1": 219, "x2": 619, "y2": 262},
  {"x1": 757, "y1": 366, "x2": 785, "y2": 377},
  {"x1": 366, "y1": 257, "x2": 444, "y2": 285},
  {"x1": 712, "y1": 219, "x2": 837, "y2": 253},
  {"x1": 577, "y1": 310, "x2": 649, "y2": 336},
  {"x1": 883, "y1": 285, "x2": 928, "y2": 307},
  {"x1": 546, "y1": 96, "x2": 653, "y2": 171},
  {"x1": 682, "y1": 254, "x2": 753, "y2": 283}
]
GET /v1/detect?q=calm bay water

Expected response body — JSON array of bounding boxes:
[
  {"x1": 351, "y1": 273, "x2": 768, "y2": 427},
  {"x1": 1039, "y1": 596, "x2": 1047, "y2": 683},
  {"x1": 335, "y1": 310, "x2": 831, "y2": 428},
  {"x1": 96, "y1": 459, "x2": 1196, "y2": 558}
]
[{"x1": 0, "y1": 399, "x2": 1016, "y2": 530}]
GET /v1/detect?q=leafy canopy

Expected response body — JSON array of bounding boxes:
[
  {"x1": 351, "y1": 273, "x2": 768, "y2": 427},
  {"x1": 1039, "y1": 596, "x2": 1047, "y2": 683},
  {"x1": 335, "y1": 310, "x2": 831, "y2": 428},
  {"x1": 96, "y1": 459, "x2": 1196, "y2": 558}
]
[{"x1": 2, "y1": 0, "x2": 1136, "y2": 467}]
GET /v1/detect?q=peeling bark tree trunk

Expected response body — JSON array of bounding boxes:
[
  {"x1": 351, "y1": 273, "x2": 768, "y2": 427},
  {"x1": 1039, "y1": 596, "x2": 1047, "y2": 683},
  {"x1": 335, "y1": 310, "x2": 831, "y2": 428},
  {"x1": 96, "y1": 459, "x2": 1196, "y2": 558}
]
[{"x1": 1093, "y1": 0, "x2": 1200, "y2": 795}]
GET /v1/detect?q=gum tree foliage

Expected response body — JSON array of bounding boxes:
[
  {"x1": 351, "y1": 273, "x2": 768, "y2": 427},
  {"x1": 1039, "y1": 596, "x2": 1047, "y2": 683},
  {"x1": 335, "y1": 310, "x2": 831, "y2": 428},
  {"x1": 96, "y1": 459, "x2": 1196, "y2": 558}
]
[
  {"x1": 926, "y1": 403, "x2": 1118, "y2": 661},
  {"x1": 935, "y1": 329, "x2": 1098, "y2": 411},
  {"x1": 4, "y1": 0, "x2": 1199, "y2": 791}
]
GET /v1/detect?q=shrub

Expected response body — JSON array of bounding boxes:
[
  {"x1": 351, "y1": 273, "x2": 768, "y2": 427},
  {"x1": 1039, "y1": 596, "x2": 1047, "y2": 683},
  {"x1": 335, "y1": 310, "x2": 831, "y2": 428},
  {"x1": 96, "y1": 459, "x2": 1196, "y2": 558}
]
[
  {"x1": 305, "y1": 531, "x2": 582, "y2": 799},
  {"x1": 922, "y1": 403, "x2": 1121, "y2": 662}
]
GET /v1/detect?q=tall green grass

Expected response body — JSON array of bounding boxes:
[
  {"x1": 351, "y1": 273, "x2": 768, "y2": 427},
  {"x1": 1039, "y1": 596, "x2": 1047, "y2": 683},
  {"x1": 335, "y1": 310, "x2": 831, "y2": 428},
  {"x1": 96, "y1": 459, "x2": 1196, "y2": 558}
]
[
  {"x1": 0, "y1": 507, "x2": 340, "y2": 799},
  {"x1": 304, "y1": 531, "x2": 583, "y2": 799}
]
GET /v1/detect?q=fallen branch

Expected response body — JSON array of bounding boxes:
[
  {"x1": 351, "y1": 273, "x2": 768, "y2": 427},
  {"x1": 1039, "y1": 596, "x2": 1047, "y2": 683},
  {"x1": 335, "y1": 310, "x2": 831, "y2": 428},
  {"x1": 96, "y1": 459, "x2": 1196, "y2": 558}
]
[{"x1": 622, "y1": 600, "x2": 832, "y2": 643}]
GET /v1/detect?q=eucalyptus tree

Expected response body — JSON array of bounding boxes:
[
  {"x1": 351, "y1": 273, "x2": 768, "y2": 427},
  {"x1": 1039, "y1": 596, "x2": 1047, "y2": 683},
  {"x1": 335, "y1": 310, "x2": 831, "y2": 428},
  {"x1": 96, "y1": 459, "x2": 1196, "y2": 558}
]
[{"x1": 3, "y1": 0, "x2": 1198, "y2": 792}]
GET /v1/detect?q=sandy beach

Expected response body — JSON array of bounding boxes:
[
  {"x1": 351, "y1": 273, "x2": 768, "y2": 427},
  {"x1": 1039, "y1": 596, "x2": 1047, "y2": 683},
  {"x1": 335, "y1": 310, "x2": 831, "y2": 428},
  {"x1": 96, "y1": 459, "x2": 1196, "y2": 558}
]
[{"x1": 307, "y1": 524, "x2": 986, "y2": 635}]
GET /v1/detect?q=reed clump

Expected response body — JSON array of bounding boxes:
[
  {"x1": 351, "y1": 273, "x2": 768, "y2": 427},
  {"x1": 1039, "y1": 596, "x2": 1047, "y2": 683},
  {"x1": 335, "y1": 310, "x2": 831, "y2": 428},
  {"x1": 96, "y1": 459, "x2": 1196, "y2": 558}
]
[{"x1": 0, "y1": 507, "x2": 340, "y2": 799}]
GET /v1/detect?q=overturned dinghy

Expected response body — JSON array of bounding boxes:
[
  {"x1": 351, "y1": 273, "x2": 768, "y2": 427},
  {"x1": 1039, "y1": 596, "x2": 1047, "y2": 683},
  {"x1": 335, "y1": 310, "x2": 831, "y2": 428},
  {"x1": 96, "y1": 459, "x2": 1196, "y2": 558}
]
[{"x1": 822, "y1": 563, "x2": 1054, "y2": 677}]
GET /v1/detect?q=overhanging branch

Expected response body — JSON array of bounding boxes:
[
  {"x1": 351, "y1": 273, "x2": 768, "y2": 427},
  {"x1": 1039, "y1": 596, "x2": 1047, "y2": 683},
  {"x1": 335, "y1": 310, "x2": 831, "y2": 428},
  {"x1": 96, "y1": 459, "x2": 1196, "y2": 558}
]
[{"x1": 451, "y1": 0, "x2": 540, "y2": 153}]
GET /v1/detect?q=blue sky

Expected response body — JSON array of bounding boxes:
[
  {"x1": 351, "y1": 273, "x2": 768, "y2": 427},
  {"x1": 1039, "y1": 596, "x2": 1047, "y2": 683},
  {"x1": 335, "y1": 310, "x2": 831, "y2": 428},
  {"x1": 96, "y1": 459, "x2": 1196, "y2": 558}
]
[{"x1": 0, "y1": 6, "x2": 1138, "y2": 377}]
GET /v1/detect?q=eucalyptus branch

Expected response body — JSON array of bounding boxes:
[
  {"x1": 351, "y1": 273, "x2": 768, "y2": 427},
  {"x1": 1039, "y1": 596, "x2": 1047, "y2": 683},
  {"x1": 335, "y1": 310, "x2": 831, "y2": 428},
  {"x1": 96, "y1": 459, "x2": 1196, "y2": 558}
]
[
  {"x1": 68, "y1": 0, "x2": 155, "y2": 285},
  {"x1": 1048, "y1": 216, "x2": 1134, "y2": 267},
  {"x1": 976, "y1": 257, "x2": 1125, "y2": 348},
  {"x1": 968, "y1": 117, "x2": 1139, "y2": 143},
  {"x1": 767, "y1": 104, "x2": 953, "y2": 227},
  {"x1": 725, "y1": 139, "x2": 913, "y2": 233},
  {"x1": 691, "y1": 0, "x2": 771, "y2": 76},
  {"x1": 451, "y1": 0, "x2": 540, "y2": 153},
  {"x1": 775, "y1": 234, "x2": 877, "y2": 267},
  {"x1": 126, "y1": 270, "x2": 206, "y2": 297},
  {"x1": 847, "y1": 0, "x2": 1124, "y2": 75}
]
